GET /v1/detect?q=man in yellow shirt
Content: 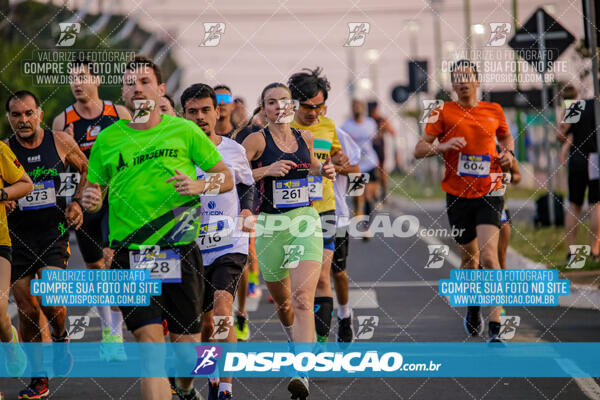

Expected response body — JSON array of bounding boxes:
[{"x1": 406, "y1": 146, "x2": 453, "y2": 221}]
[
  {"x1": 0, "y1": 113, "x2": 34, "y2": 377},
  {"x1": 289, "y1": 67, "x2": 351, "y2": 342}
]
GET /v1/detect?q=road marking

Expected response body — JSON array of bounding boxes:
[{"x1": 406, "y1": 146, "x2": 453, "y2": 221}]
[
  {"x1": 333, "y1": 289, "x2": 379, "y2": 309},
  {"x1": 556, "y1": 358, "x2": 600, "y2": 400}
]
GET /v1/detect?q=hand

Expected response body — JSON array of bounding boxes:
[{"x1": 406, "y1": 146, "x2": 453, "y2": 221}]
[
  {"x1": 497, "y1": 150, "x2": 514, "y2": 171},
  {"x1": 3, "y1": 200, "x2": 16, "y2": 214},
  {"x1": 166, "y1": 169, "x2": 202, "y2": 195},
  {"x1": 65, "y1": 123, "x2": 74, "y2": 138},
  {"x1": 266, "y1": 160, "x2": 297, "y2": 177},
  {"x1": 332, "y1": 151, "x2": 350, "y2": 169},
  {"x1": 438, "y1": 137, "x2": 466, "y2": 153},
  {"x1": 82, "y1": 183, "x2": 102, "y2": 211},
  {"x1": 322, "y1": 155, "x2": 336, "y2": 181},
  {"x1": 238, "y1": 209, "x2": 255, "y2": 232},
  {"x1": 65, "y1": 201, "x2": 84, "y2": 229}
]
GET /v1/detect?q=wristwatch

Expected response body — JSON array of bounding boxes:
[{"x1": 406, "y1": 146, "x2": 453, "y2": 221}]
[{"x1": 0, "y1": 189, "x2": 8, "y2": 201}]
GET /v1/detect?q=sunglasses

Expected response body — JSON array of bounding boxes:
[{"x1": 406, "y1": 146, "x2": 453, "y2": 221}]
[
  {"x1": 299, "y1": 102, "x2": 325, "y2": 111},
  {"x1": 216, "y1": 93, "x2": 233, "y2": 104}
]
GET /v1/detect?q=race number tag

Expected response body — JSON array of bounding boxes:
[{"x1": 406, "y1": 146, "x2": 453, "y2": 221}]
[
  {"x1": 273, "y1": 178, "x2": 309, "y2": 208},
  {"x1": 18, "y1": 180, "x2": 57, "y2": 210},
  {"x1": 589, "y1": 152, "x2": 600, "y2": 181},
  {"x1": 129, "y1": 246, "x2": 182, "y2": 283},
  {"x1": 457, "y1": 153, "x2": 491, "y2": 177},
  {"x1": 308, "y1": 175, "x2": 323, "y2": 201},
  {"x1": 197, "y1": 220, "x2": 234, "y2": 253}
]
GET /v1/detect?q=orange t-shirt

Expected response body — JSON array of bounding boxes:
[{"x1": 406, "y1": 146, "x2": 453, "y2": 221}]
[{"x1": 425, "y1": 101, "x2": 509, "y2": 198}]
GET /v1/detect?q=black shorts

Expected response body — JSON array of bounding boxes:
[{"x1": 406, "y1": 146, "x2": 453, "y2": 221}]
[
  {"x1": 446, "y1": 193, "x2": 504, "y2": 245},
  {"x1": 202, "y1": 253, "x2": 247, "y2": 313},
  {"x1": 332, "y1": 230, "x2": 349, "y2": 273},
  {"x1": 75, "y1": 202, "x2": 109, "y2": 263},
  {"x1": 320, "y1": 211, "x2": 336, "y2": 250},
  {"x1": 112, "y1": 243, "x2": 204, "y2": 335},
  {"x1": 11, "y1": 238, "x2": 70, "y2": 283},
  {"x1": 365, "y1": 167, "x2": 380, "y2": 183},
  {"x1": 0, "y1": 245, "x2": 11, "y2": 264},
  {"x1": 568, "y1": 164, "x2": 599, "y2": 206}
]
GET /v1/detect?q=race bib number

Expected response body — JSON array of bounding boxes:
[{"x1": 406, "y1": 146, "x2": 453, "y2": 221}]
[
  {"x1": 273, "y1": 178, "x2": 309, "y2": 208},
  {"x1": 308, "y1": 175, "x2": 323, "y2": 201},
  {"x1": 589, "y1": 152, "x2": 600, "y2": 181},
  {"x1": 457, "y1": 153, "x2": 491, "y2": 177},
  {"x1": 129, "y1": 247, "x2": 181, "y2": 283},
  {"x1": 197, "y1": 220, "x2": 234, "y2": 253},
  {"x1": 18, "y1": 180, "x2": 57, "y2": 210}
]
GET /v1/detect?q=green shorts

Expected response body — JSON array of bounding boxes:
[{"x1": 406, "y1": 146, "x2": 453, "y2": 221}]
[{"x1": 255, "y1": 206, "x2": 323, "y2": 282}]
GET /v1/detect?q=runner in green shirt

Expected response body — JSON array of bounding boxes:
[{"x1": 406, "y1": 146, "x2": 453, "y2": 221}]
[{"x1": 82, "y1": 55, "x2": 233, "y2": 400}]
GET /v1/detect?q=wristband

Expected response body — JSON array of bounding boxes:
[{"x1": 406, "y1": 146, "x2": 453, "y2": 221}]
[{"x1": 318, "y1": 163, "x2": 324, "y2": 176}]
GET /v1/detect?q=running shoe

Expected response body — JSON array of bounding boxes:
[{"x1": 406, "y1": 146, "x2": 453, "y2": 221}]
[
  {"x1": 4, "y1": 325, "x2": 27, "y2": 377},
  {"x1": 51, "y1": 332, "x2": 73, "y2": 377},
  {"x1": 106, "y1": 334, "x2": 127, "y2": 362},
  {"x1": 18, "y1": 377, "x2": 49, "y2": 399},
  {"x1": 234, "y1": 315, "x2": 250, "y2": 341},
  {"x1": 337, "y1": 316, "x2": 354, "y2": 343},
  {"x1": 288, "y1": 377, "x2": 309, "y2": 400},
  {"x1": 488, "y1": 332, "x2": 506, "y2": 343},
  {"x1": 463, "y1": 306, "x2": 483, "y2": 337},
  {"x1": 218, "y1": 391, "x2": 232, "y2": 400},
  {"x1": 500, "y1": 307, "x2": 506, "y2": 316},
  {"x1": 100, "y1": 328, "x2": 111, "y2": 361},
  {"x1": 171, "y1": 378, "x2": 203, "y2": 400},
  {"x1": 208, "y1": 379, "x2": 219, "y2": 400},
  {"x1": 316, "y1": 334, "x2": 328, "y2": 343},
  {"x1": 247, "y1": 282, "x2": 262, "y2": 298}
]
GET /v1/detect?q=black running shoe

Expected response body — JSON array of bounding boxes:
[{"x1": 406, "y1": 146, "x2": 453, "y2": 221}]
[
  {"x1": 464, "y1": 306, "x2": 483, "y2": 337},
  {"x1": 337, "y1": 316, "x2": 354, "y2": 343},
  {"x1": 288, "y1": 377, "x2": 309, "y2": 400},
  {"x1": 18, "y1": 377, "x2": 49, "y2": 399}
]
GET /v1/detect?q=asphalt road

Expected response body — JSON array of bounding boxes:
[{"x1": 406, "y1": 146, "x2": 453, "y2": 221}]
[{"x1": 1, "y1": 198, "x2": 600, "y2": 399}]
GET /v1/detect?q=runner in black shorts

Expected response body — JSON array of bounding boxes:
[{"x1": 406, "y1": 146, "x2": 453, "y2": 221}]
[
  {"x1": 52, "y1": 59, "x2": 131, "y2": 360},
  {"x1": 83, "y1": 56, "x2": 233, "y2": 400},
  {"x1": 6, "y1": 90, "x2": 88, "y2": 398},
  {"x1": 558, "y1": 97, "x2": 600, "y2": 259},
  {"x1": 181, "y1": 83, "x2": 255, "y2": 400},
  {"x1": 414, "y1": 60, "x2": 515, "y2": 342}
]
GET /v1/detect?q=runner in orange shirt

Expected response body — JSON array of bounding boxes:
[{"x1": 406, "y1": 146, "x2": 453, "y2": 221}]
[{"x1": 414, "y1": 59, "x2": 516, "y2": 342}]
